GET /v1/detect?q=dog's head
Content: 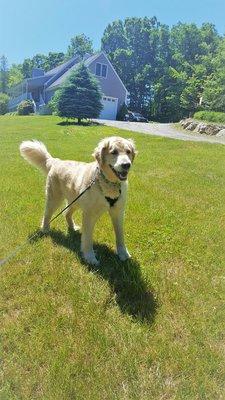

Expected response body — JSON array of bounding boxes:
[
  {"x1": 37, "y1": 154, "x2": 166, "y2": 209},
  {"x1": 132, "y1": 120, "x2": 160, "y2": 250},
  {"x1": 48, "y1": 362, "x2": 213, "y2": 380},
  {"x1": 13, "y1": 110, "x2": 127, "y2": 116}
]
[{"x1": 93, "y1": 136, "x2": 137, "y2": 182}]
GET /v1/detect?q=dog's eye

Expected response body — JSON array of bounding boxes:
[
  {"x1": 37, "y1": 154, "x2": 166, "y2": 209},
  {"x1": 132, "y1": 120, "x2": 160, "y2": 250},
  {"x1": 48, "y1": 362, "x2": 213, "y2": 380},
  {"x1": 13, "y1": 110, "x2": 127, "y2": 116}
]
[
  {"x1": 111, "y1": 149, "x2": 118, "y2": 155},
  {"x1": 126, "y1": 149, "x2": 131, "y2": 154}
]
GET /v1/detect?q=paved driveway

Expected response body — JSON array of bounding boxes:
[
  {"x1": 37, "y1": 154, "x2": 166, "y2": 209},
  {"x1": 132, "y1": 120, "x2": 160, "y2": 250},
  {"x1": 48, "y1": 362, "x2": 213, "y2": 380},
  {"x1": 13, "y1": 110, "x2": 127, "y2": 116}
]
[{"x1": 96, "y1": 120, "x2": 225, "y2": 145}]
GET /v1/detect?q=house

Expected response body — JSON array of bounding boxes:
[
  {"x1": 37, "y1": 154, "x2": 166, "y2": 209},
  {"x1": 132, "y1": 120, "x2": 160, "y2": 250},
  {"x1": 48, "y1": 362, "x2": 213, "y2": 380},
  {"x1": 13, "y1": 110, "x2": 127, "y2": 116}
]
[{"x1": 8, "y1": 52, "x2": 129, "y2": 120}]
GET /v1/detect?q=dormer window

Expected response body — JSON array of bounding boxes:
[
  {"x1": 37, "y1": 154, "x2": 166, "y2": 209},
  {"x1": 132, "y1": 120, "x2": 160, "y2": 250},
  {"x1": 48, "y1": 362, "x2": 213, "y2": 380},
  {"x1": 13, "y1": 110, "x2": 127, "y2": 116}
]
[{"x1": 95, "y1": 63, "x2": 108, "y2": 78}]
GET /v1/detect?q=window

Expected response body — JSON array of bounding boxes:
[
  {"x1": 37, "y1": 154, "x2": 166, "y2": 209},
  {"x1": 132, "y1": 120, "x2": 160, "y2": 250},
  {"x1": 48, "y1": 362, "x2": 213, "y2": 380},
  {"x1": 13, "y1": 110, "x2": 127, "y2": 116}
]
[
  {"x1": 96, "y1": 63, "x2": 101, "y2": 76},
  {"x1": 95, "y1": 63, "x2": 108, "y2": 78},
  {"x1": 102, "y1": 64, "x2": 107, "y2": 78}
]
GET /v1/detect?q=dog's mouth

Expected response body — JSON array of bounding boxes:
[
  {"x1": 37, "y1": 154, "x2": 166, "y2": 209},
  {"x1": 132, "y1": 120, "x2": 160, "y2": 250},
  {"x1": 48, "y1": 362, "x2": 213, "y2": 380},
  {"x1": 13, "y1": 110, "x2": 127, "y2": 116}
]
[{"x1": 109, "y1": 165, "x2": 128, "y2": 181}]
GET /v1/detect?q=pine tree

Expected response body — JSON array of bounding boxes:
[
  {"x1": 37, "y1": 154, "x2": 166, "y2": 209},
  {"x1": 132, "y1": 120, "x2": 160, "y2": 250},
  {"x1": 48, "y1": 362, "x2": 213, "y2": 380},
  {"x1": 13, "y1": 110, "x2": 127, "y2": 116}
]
[{"x1": 53, "y1": 63, "x2": 103, "y2": 123}]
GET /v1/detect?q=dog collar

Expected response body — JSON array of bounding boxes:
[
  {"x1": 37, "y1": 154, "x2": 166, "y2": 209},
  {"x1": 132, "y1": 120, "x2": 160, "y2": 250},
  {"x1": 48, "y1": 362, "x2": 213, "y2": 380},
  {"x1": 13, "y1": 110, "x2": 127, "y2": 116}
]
[
  {"x1": 97, "y1": 168, "x2": 121, "y2": 207},
  {"x1": 99, "y1": 169, "x2": 121, "y2": 188}
]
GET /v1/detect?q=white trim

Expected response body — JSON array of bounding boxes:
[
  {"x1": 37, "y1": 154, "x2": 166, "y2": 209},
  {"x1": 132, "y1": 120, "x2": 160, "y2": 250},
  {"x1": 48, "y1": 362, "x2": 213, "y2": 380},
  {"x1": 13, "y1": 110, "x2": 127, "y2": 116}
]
[
  {"x1": 45, "y1": 84, "x2": 60, "y2": 92},
  {"x1": 125, "y1": 91, "x2": 130, "y2": 106},
  {"x1": 102, "y1": 95, "x2": 118, "y2": 99},
  {"x1": 85, "y1": 53, "x2": 101, "y2": 67}
]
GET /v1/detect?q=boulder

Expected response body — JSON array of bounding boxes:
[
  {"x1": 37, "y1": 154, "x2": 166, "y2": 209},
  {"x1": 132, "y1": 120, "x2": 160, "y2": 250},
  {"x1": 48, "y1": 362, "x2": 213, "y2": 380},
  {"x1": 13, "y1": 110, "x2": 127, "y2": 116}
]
[
  {"x1": 180, "y1": 119, "x2": 192, "y2": 129},
  {"x1": 204, "y1": 124, "x2": 221, "y2": 135},
  {"x1": 196, "y1": 123, "x2": 208, "y2": 134},
  {"x1": 216, "y1": 129, "x2": 225, "y2": 137},
  {"x1": 186, "y1": 121, "x2": 198, "y2": 131}
]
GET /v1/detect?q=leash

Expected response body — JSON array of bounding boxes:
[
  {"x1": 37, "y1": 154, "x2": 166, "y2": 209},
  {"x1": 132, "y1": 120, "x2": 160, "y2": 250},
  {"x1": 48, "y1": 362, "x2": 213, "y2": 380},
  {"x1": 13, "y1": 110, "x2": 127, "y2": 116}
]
[{"x1": 0, "y1": 167, "x2": 100, "y2": 267}]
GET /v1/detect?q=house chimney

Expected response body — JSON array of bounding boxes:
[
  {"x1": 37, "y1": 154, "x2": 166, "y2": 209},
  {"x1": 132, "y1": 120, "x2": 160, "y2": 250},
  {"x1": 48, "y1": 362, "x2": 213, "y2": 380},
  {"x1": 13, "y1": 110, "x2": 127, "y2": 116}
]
[{"x1": 32, "y1": 68, "x2": 44, "y2": 78}]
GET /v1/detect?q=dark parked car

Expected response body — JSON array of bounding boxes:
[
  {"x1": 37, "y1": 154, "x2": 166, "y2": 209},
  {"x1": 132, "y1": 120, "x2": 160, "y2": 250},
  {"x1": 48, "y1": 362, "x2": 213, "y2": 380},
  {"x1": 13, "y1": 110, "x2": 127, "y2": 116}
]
[{"x1": 125, "y1": 111, "x2": 148, "y2": 122}]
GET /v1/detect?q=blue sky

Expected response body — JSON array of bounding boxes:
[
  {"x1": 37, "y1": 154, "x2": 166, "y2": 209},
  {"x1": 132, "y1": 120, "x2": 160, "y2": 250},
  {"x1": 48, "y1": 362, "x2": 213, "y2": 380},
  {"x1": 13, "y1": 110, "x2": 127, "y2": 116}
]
[{"x1": 1, "y1": 0, "x2": 225, "y2": 65}]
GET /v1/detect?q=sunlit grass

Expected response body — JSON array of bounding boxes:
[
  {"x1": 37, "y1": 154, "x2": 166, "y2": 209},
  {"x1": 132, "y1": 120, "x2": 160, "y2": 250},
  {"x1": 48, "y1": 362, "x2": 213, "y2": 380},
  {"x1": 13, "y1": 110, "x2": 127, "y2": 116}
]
[{"x1": 0, "y1": 115, "x2": 225, "y2": 399}]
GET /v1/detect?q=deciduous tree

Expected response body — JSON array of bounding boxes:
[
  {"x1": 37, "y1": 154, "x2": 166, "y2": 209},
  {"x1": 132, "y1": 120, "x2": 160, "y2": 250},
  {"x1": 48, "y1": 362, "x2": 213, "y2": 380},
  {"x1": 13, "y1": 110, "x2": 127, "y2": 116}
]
[
  {"x1": 0, "y1": 55, "x2": 8, "y2": 93},
  {"x1": 67, "y1": 34, "x2": 93, "y2": 59}
]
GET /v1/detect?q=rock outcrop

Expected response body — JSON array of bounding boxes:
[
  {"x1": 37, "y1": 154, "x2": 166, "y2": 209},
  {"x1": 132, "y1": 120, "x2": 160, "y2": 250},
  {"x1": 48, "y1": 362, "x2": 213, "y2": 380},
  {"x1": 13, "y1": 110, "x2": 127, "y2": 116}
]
[
  {"x1": 186, "y1": 121, "x2": 198, "y2": 131},
  {"x1": 180, "y1": 119, "x2": 225, "y2": 137}
]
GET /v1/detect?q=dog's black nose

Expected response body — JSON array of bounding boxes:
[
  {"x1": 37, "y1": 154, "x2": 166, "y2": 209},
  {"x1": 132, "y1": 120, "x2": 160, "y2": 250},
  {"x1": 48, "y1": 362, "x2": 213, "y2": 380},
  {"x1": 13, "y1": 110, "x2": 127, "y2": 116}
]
[{"x1": 121, "y1": 162, "x2": 131, "y2": 170}]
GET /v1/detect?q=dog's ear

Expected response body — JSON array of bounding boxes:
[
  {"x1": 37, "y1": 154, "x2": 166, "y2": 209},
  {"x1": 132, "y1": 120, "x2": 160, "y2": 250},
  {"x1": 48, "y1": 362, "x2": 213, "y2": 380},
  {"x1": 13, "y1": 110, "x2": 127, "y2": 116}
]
[
  {"x1": 92, "y1": 138, "x2": 109, "y2": 164},
  {"x1": 128, "y1": 139, "x2": 138, "y2": 160}
]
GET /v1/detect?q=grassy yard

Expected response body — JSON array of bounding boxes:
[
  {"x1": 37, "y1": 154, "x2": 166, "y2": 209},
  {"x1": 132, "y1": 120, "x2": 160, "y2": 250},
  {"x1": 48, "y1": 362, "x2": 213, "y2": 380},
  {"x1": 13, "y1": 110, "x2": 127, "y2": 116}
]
[{"x1": 0, "y1": 115, "x2": 225, "y2": 399}]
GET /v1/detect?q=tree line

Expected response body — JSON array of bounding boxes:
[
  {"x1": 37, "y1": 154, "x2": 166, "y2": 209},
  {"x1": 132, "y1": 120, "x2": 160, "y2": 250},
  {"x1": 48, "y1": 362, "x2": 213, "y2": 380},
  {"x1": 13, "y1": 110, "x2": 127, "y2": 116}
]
[{"x1": 0, "y1": 18, "x2": 224, "y2": 121}]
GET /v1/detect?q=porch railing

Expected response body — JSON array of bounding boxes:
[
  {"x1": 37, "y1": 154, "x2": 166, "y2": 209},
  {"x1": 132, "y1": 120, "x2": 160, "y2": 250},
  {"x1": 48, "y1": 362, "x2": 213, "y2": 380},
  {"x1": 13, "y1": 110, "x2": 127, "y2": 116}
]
[{"x1": 8, "y1": 93, "x2": 33, "y2": 111}]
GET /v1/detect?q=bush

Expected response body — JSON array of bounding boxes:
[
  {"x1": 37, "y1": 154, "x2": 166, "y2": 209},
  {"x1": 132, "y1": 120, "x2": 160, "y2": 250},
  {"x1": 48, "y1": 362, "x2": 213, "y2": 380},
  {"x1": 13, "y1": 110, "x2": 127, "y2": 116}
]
[
  {"x1": 0, "y1": 93, "x2": 9, "y2": 115},
  {"x1": 116, "y1": 103, "x2": 128, "y2": 121},
  {"x1": 17, "y1": 100, "x2": 34, "y2": 115},
  {"x1": 194, "y1": 111, "x2": 225, "y2": 124},
  {"x1": 48, "y1": 91, "x2": 60, "y2": 114}
]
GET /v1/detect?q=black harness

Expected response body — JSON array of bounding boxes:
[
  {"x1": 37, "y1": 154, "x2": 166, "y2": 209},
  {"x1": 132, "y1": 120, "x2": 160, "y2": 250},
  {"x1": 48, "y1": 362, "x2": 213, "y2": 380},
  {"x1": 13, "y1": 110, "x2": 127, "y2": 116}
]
[{"x1": 105, "y1": 189, "x2": 121, "y2": 207}]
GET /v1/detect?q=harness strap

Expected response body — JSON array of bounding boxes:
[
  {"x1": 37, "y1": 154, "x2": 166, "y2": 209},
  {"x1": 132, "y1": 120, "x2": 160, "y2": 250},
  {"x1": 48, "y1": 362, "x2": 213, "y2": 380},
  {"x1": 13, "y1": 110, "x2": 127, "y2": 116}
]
[{"x1": 105, "y1": 189, "x2": 121, "y2": 207}]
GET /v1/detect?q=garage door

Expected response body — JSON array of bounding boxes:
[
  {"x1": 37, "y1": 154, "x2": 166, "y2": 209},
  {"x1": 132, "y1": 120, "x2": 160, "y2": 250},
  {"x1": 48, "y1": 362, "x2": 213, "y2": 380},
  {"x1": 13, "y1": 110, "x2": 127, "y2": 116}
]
[{"x1": 100, "y1": 96, "x2": 118, "y2": 120}]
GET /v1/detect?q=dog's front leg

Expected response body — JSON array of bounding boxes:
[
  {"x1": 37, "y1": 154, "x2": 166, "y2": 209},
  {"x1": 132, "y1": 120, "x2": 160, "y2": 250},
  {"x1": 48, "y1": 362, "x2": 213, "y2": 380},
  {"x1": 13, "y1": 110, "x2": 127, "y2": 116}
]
[
  {"x1": 109, "y1": 206, "x2": 131, "y2": 261},
  {"x1": 81, "y1": 211, "x2": 99, "y2": 266}
]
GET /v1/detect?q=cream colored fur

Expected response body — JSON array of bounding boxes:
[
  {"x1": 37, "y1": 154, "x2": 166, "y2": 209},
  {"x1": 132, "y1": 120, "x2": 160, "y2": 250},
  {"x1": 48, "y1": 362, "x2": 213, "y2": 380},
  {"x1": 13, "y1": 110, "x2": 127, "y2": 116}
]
[{"x1": 19, "y1": 136, "x2": 136, "y2": 265}]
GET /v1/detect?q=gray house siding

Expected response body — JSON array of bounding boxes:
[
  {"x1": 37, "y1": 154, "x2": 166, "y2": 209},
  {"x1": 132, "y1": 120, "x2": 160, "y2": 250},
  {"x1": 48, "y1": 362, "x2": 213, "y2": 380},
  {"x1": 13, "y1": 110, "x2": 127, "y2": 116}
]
[
  {"x1": 88, "y1": 53, "x2": 127, "y2": 110},
  {"x1": 45, "y1": 89, "x2": 55, "y2": 103}
]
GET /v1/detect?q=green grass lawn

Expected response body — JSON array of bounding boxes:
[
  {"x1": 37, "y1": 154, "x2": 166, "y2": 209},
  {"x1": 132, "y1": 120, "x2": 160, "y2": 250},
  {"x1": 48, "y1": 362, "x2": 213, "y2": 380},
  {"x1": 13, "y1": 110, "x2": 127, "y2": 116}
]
[{"x1": 0, "y1": 115, "x2": 225, "y2": 399}]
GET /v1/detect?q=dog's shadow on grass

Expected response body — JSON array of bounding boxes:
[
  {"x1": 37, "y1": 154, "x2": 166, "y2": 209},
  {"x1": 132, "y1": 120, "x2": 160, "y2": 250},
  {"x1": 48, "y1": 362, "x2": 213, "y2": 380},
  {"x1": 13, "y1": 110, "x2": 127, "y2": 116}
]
[{"x1": 31, "y1": 228, "x2": 158, "y2": 324}]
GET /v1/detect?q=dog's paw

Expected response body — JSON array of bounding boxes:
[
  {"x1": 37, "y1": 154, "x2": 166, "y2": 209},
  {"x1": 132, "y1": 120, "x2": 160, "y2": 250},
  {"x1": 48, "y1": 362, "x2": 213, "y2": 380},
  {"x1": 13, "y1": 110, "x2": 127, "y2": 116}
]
[
  {"x1": 41, "y1": 224, "x2": 50, "y2": 233},
  {"x1": 83, "y1": 251, "x2": 100, "y2": 266},
  {"x1": 117, "y1": 246, "x2": 131, "y2": 261},
  {"x1": 73, "y1": 224, "x2": 81, "y2": 231},
  {"x1": 68, "y1": 223, "x2": 80, "y2": 232}
]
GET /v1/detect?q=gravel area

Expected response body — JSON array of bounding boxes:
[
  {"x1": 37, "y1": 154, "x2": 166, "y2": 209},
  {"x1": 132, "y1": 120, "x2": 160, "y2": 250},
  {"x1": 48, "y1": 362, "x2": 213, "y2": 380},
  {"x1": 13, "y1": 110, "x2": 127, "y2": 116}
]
[{"x1": 96, "y1": 120, "x2": 225, "y2": 145}]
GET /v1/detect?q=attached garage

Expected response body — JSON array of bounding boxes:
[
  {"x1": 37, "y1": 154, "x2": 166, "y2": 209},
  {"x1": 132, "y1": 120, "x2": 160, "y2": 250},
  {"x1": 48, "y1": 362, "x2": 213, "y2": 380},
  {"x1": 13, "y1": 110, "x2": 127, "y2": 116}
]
[{"x1": 100, "y1": 96, "x2": 118, "y2": 120}]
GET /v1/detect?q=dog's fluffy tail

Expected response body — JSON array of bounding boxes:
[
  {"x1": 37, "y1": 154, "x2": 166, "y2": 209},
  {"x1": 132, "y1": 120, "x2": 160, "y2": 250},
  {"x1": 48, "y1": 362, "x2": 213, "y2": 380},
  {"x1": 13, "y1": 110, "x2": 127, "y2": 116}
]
[{"x1": 20, "y1": 140, "x2": 53, "y2": 174}]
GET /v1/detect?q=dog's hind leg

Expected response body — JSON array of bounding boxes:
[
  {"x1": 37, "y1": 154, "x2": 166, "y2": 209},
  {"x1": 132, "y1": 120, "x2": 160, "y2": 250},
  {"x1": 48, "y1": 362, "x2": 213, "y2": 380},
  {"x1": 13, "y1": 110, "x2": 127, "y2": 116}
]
[{"x1": 41, "y1": 180, "x2": 64, "y2": 231}]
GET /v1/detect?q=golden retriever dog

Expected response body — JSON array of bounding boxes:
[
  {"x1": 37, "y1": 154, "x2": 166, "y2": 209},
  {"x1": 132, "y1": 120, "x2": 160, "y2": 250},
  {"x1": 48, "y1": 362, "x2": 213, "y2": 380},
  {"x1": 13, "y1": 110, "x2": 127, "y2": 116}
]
[{"x1": 19, "y1": 136, "x2": 136, "y2": 265}]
